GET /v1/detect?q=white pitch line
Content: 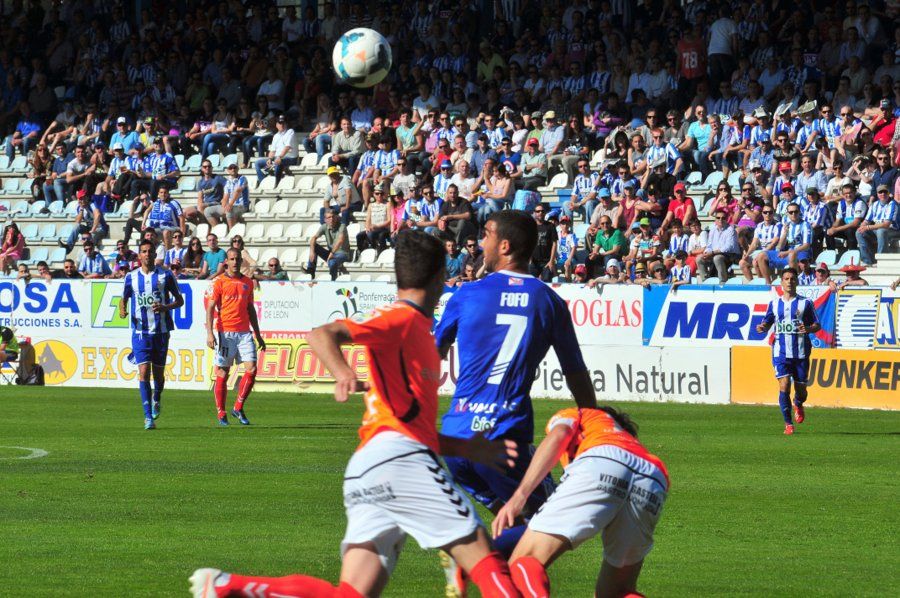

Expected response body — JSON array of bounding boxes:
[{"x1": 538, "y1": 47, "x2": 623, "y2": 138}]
[{"x1": 0, "y1": 446, "x2": 49, "y2": 460}]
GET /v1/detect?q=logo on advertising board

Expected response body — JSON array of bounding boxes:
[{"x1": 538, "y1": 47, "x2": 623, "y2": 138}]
[
  {"x1": 645, "y1": 287, "x2": 770, "y2": 346},
  {"x1": 90, "y1": 281, "x2": 194, "y2": 329},
  {"x1": 32, "y1": 340, "x2": 78, "y2": 385},
  {"x1": 876, "y1": 289, "x2": 900, "y2": 350},
  {"x1": 835, "y1": 288, "x2": 881, "y2": 349},
  {"x1": 317, "y1": 283, "x2": 397, "y2": 323},
  {"x1": 0, "y1": 281, "x2": 83, "y2": 329}
]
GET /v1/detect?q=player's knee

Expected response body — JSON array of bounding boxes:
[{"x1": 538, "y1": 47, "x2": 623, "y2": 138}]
[{"x1": 244, "y1": 364, "x2": 257, "y2": 376}]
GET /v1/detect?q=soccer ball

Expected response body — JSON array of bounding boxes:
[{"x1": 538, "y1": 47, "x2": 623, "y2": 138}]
[{"x1": 332, "y1": 28, "x2": 392, "y2": 88}]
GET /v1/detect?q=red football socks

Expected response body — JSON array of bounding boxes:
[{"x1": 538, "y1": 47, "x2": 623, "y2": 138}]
[
  {"x1": 214, "y1": 573, "x2": 363, "y2": 598},
  {"x1": 234, "y1": 370, "x2": 256, "y2": 411},
  {"x1": 510, "y1": 556, "x2": 550, "y2": 598},
  {"x1": 469, "y1": 552, "x2": 521, "y2": 598},
  {"x1": 213, "y1": 376, "x2": 227, "y2": 417}
]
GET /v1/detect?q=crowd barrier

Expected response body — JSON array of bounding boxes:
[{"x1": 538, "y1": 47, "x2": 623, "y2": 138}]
[{"x1": 1, "y1": 279, "x2": 897, "y2": 410}]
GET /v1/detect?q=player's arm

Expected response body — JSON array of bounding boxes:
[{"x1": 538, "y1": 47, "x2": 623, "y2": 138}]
[
  {"x1": 438, "y1": 432, "x2": 518, "y2": 472},
  {"x1": 492, "y1": 422, "x2": 575, "y2": 537},
  {"x1": 756, "y1": 302, "x2": 776, "y2": 333},
  {"x1": 247, "y1": 296, "x2": 266, "y2": 351},
  {"x1": 551, "y1": 297, "x2": 598, "y2": 409},
  {"x1": 306, "y1": 321, "x2": 365, "y2": 403},
  {"x1": 434, "y1": 290, "x2": 462, "y2": 359},
  {"x1": 205, "y1": 289, "x2": 219, "y2": 349},
  {"x1": 119, "y1": 280, "x2": 132, "y2": 319},
  {"x1": 159, "y1": 273, "x2": 184, "y2": 313},
  {"x1": 798, "y1": 301, "x2": 821, "y2": 335}
]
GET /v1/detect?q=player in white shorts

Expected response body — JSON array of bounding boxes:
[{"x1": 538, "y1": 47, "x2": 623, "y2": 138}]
[
  {"x1": 493, "y1": 406, "x2": 670, "y2": 598},
  {"x1": 190, "y1": 231, "x2": 521, "y2": 598}
]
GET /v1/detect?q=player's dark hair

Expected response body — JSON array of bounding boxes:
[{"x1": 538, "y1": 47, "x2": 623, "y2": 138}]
[
  {"x1": 781, "y1": 267, "x2": 798, "y2": 278},
  {"x1": 488, "y1": 210, "x2": 537, "y2": 265},
  {"x1": 138, "y1": 239, "x2": 154, "y2": 252},
  {"x1": 599, "y1": 406, "x2": 639, "y2": 437},
  {"x1": 395, "y1": 230, "x2": 445, "y2": 289}
]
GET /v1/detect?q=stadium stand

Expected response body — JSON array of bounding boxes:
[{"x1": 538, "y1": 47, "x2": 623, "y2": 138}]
[{"x1": 1, "y1": 0, "x2": 899, "y2": 287}]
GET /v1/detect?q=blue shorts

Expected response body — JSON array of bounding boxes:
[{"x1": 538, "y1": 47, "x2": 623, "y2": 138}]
[
  {"x1": 444, "y1": 442, "x2": 555, "y2": 514},
  {"x1": 773, "y1": 356, "x2": 809, "y2": 385},
  {"x1": 129, "y1": 333, "x2": 170, "y2": 366},
  {"x1": 766, "y1": 249, "x2": 809, "y2": 269}
]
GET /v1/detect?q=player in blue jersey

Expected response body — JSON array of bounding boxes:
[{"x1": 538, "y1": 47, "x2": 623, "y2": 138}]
[
  {"x1": 755, "y1": 268, "x2": 821, "y2": 435},
  {"x1": 434, "y1": 209, "x2": 597, "y2": 594},
  {"x1": 119, "y1": 239, "x2": 184, "y2": 429}
]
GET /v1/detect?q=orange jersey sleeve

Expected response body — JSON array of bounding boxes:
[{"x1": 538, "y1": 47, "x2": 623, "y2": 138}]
[
  {"x1": 212, "y1": 274, "x2": 253, "y2": 332},
  {"x1": 343, "y1": 302, "x2": 441, "y2": 453},
  {"x1": 547, "y1": 408, "x2": 669, "y2": 486}
]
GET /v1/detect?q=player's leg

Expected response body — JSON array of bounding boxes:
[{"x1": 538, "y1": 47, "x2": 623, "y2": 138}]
[
  {"x1": 213, "y1": 332, "x2": 237, "y2": 425},
  {"x1": 137, "y1": 362, "x2": 154, "y2": 429},
  {"x1": 507, "y1": 529, "x2": 570, "y2": 598},
  {"x1": 792, "y1": 358, "x2": 810, "y2": 424},
  {"x1": 190, "y1": 567, "x2": 367, "y2": 598},
  {"x1": 757, "y1": 251, "x2": 773, "y2": 283},
  {"x1": 442, "y1": 528, "x2": 519, "y2": 598},
  {"x1": 594, "y1": 559, "x2": 645, "y2": 598},
  {"x1": 231, "y1": 333, "x2": 259, "y2": 425},
  {"x1": 150, "y1": 334, "x2": 169, "y2": 419},
  {"x1": 775, "y1": 360, "x2": 794, "y2": 434}
]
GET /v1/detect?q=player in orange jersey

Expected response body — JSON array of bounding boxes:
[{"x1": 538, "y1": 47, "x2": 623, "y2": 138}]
[
  {"x1": 190, "y1": 230, "x2": 522, "y2": 598},
  {"x1": 205, "y1": 247, "x2": 265, "y2": 426},
  {"x1": 493, "y1": 407, "x2": 670, "y2": 598}
]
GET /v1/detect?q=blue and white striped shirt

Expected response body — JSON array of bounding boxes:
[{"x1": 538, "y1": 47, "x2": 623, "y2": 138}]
[
  {"x1": 645, "y1": 143, "x2": 681, "y2": 174},
  {"x1": 798, "y1": 271, "x2": 816, "y2": 286},
  {"x1": 78, "y1": 253, "x2": 111, "y2": 277},
  {"x1": 571, "y1": 172, "x2": 599, "y2": 201},
  {"x1": 671, "y1": 264, "x2": 692, "y2": 282},
  {"x1": 373, "y1": 149, "x2": 400, "y2": 174},
  {"x1": 764, "y1": 296, "x2": 817, "y2": 359},
  {"x1": 224, "y1": 175, "x2": 249, "y2": 208},
  {"x1": 865, "y1": 200, "x2": 899, "y2": 230},
  {"x1": 667, "y1": 233, "x2": 690, "y2": 254},
  {"x1": 433, "y1": 173, "x2": 452, "y2": 199},
  {"x1": 836, "y1": 197, "x2": 867, "y2": 223},
  {"x1": 587, "y1": 71, "x2": 611, "y2": 94},
  {"x1": 804, "y1": 201, "x2": 831, "y2": 228},
  {"x1": 164, "y1": 246, "x2": 187, "y2": 267},
  {"x1": 754, "y1": 222, "x2": 782, "y2": 247},
  {"x1": 146, "y1": 199, "x2": 183, "y2": 229},
  {"x1": 817, "y1": 117, "x2": 841, "y2": 148},
  {"x1": 122, "y1": 267, "x2": 179, "y2": 335},
  {"x1": 784, "y1": 221, "x2": 812, "y2": 248}
]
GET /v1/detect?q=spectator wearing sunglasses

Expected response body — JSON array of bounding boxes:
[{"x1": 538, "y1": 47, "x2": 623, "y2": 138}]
[{"x1": 254, "y1": 257, "x2": 288, "y2": 281}]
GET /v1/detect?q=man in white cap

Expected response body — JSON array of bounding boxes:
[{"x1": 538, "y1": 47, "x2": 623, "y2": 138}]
[
  {"x1": 586, "y1": 258, "x2": 626, "y2": 287},
  {"x1": 109, "y1": 116, "x2": 139, "y2": 152}
]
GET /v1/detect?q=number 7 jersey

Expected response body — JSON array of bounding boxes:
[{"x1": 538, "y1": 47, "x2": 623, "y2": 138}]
[{"x1": 435, "y1": 270, "x2": 587, "y2": 443}]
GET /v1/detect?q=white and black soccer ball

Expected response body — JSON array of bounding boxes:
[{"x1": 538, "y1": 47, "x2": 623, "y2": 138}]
[{"x1": 332, "y1": 28, "x2": 392, "y2": 88}]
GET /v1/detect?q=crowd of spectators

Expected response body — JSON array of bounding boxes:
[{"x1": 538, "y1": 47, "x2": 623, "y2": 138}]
[{"x1": 1, "y1": 0, "x2": 900, "y2": 286}]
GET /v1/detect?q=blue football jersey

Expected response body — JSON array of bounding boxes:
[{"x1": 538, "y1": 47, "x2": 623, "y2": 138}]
[{"x1": 435, "y1": 270, "x2": 586, "y2": 443}]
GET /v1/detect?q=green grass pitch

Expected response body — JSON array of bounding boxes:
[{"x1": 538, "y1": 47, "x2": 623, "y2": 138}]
[{"x1": 1, "y1": 388, "x2": 898, "y2": 597}]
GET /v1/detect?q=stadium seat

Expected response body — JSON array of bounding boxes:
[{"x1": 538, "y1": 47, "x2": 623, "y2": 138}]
[
  {"x1": 28, "y1": 202, "x2": 49, "y2": 217},
  {"x1": 354, "y1": 274, "x2": 372, "y2": 281},
  {"x1": 244, "y1": 223, "x2": 265, "y2": 241},
  {"x1": 246, "y1": 247, "x2": 259, "y2": 261},
  {"x1": 207, "y1": 155, "x2": 221, "y2": 169},
  {"x1": 0, "y1": 156, "x2": 9, "y2": 171},
  {"x1": 271, "y1": 198, "x2": 291, "y2": 215},
  {"x1": 37, "y1": 223, "x2": 56, "y2": 241},
  {"x1": 56, "y1": 223, "x2": 74, "y2": 241},
  {"x1": 726, "y1": 171, "x2": 742, "y2": 190},
  {"x1": 47, "y1": 200, "x2": 64, "y2": 215},
  {"x1": 335, "y1": 274, "x2": 351, "y2": 281},
  {"x1": 221, "y1": 154, "x2": 238, "y2": 169},
  {"x1": 275, "y1": 176, "x2": 295, "y2": 193},
  {"x1": 814, "y1": 249, "x2": 837, "y2": 268},
  {"x1": 226, "y1": 223, "x2": 245, "y2": 240},
  {"x1": 64, "y1": 201, "x2": 79, "y2": 216},
  {"x1": 684, "y1": 171, "x2": 703, "y2": 185},
  {"x1": 376, "y1": 248, "x2": 395, "y2": 266},
  {"x1": 702, "y1": 171, "x2": 724, "y2": 191},
  {"x1": 356, "y1": 249, "x2": 377, "y2": 265},
  {"x1": 210, "y1": 223, "x2": 228, "y2": 239},
  {"x1": 836, "y1": 249, "x2": 861, "y2": 267},
  {"x1": 303, "y1": 222, "x2": 321, "y2": 239},
  {"x1": 178, "y1": 177, "x2": 198, "y2": 193},
  {"x1": 0, "y1": 179, "x2": 20, "y2": 194},
  {"x1": 294, "y1": 272, "x2": 313, "y2": 281},
  {"x1": 347, "y1": 222, "x2": 361, "y2": 239},
  {"x1": 9, "y1": 201, "x2": 27, "y2": 214},
  {"x1": 174, "y1": 154, "x2": 185, "y2": 168},
  {"x1": 374, "y1": 274, "x2": 392, "y2": 282},
  {"x1": 195, "y1": 223, "x2": 210, "y2": 240},
  {"x1": 285, "y1": 222, "x2": 304, "y2": 242},
  {"x1": 258, "y1": 247, "x2": 278, "y2": 264},
  {"x1": 245, "y1": 199, "x2": 271, "y2": 219},
  {"x1": 0, "y1": 200, "x2": 9, "y2": 212},
  {"x1": 23, "y1": 247, "x2": 49, "y2": 265},
  {"x1": 48, "y1": 247, "x2": 66, "y2": 265},
  {"x1": 314, "y1": 176, "x2": 330, "y2": 193},
  {"x1": 573, "y1": 223, "x2": 589, "y2": 240},
  {"x1": 295, "y1": 176, "x2": 314, "y2": 192},
  {"x1": 546, "y1": 173, "x2": 568, "y2": 190},
  {"x1": 298, "y1": 153, "x2": 320, "y2": 171},
  {"x1": 749, "y1": 277, "x2": 768, "y2": 285},
  {"x1": 20, "y1": 223, "x2": 39, "y2": 240},
  {"x1": 257, "y1": 176, "x2": 278, "y2": 194},
  {"x1": 725, "y1": 277, "x2": 744, "y2": 285},
  {"x1": 702, "y1": 277, "x2": 720, "y2": 285},
  {"x1": 279, "y1": 247, "x2": 299, "y2": 265},
  {"x1": 290, "y1": 199, "x2": 309, "y2": 216},
  {"x1": 259, "y1": 223, "x2": 284, "y2": 243},
  {"x1": 10, "y1": 156, "x2": 28, "y2": 172},
  {"x1": 183, "y1": 155, "x2": 202, "y2": 172}
]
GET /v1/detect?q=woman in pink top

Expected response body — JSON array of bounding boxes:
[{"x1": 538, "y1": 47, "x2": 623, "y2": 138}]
[{"x1": 0, "y1": 222, "x2": 26, "y2": 274}]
